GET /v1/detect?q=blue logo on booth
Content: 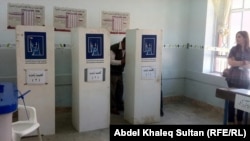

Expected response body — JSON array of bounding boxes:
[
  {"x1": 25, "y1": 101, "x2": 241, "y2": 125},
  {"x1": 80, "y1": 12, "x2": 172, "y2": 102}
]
[
  {"x1": 141, "y1": 35, "x2": 157, "y2": 58},
  {"x1": 25, "y1": 32, "x2": 47, "y2": 60},
  {"x1": 86, "y1": 34, "x2": 104, "y2": 59}
]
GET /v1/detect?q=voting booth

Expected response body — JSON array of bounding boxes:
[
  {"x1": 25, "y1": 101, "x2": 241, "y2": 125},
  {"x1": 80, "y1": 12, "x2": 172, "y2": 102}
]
[
  {"x1": 16, "y1": 25, "x2": 55, "y2": 135},
  {"x1": 71, "y1": 28, "x2": 110, "y2": 132},
  {"x1": 124, "y1": 29, "x2": 162, "y2": 124}
]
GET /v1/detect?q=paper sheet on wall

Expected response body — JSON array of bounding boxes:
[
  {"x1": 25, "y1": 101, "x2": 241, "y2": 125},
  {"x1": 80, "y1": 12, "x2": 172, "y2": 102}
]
[
  {"x1": 235, "y1": 94, "x2": 250, "y2": 113},
  {"x1": 7, "y1": 3, "x2": 45, "y2": 29},
  {"x1": 101, "y1": 11, "x2": 130, "y2": 34},
  {"x1": 54, "y1": 7, "x2": 87, "y2": 32}
]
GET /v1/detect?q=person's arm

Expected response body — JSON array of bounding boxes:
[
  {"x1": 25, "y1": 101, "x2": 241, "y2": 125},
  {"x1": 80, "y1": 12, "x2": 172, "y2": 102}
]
[
  {"x1": 228, "y1": 57, "x2": 245, "y2": 67},
  {"x1": 242, "y1": 61, "x2": 250, "y2": 69},
  {"x1": 110, "y1": 50, "x2": 122, "y2": 65},
  {"x1": 227, "y1": 47, "x2": 245, "y2": 67}
]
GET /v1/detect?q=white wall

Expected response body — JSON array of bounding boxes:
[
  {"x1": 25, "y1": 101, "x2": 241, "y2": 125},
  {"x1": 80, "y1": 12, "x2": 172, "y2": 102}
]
[
  {"x1": 161, "y1": 0, "x2": 190, "y2": 97},
  {"x1": 184, "y1": 0, "x2": 226, "y2": 108}
]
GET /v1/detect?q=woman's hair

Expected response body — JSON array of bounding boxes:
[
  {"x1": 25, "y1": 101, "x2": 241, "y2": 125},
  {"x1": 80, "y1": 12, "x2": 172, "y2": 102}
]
[{"x1": 236, "y1": 31, "x2": 249, "y2": 48}]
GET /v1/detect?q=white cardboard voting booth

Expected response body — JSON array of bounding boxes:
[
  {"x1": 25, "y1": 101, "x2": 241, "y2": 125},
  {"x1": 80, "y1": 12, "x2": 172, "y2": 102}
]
[
  {"x1": 71, "y1": 28, "x2": 110, "y2": 132},
  {"x1": 16, "y1": 25, "x2": 55, "y2": 135},
  {"x1": 124, "y1": 29, "x2": 162, "y2": 124}
]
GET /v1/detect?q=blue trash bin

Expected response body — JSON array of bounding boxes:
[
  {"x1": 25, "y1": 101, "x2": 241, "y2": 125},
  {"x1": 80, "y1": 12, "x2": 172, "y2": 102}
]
[{"x1": 0, "y1": 82, "x2": 18, "y2": 141}]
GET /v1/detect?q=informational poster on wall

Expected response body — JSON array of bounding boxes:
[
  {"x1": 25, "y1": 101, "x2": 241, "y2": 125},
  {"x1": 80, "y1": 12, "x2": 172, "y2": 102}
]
[
  {"x1": 25, "y1": 69, "x2": 47, "y2": 85},
  {"x1": 101, "y1": 11, "x2": 130, "y2": 34},
  {"x1": 7, "y1": 3, "x2": 45, "y2": 29},
  {"x1": 54, "y1": 7, "x2": 87, "y2": 32},
  {"x1": 141, "y1": 66, "x2": 156, "y2": 80},
  {"x1": 86, "y1": 34, "x2": 104, "y2": 63},
  {"x1": 141, "y1": 35, "x2": 157, "y2": 62},
  {"x1": 25, "y1": 32, "x2": 47, "y2": 64}
]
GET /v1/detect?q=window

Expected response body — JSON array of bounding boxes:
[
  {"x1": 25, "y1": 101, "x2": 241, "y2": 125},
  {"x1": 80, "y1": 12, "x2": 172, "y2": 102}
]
[
  {"x1": 213, "y1": 0, "x2": 250, "y2": 73},
  {"x1": 229, "y1": 0, "x2": 250, "y2": 47}
]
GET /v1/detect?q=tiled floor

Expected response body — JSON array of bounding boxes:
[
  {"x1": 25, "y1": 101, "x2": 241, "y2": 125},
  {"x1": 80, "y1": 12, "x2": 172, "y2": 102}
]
[{"x1": 21, "y1": 97, "x2": 224, "y2": 141}]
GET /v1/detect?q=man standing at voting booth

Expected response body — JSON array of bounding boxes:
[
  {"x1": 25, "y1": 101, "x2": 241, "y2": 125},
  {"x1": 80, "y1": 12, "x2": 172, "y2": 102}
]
[{"x1": 110, "y1": 37, "x2": 126, "y2": 115}]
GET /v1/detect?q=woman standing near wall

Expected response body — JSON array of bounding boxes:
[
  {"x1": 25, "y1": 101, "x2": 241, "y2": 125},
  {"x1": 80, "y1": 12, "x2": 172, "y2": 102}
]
[{"x1": 226, "y1": 31, "x2": 250, "y2": 125}]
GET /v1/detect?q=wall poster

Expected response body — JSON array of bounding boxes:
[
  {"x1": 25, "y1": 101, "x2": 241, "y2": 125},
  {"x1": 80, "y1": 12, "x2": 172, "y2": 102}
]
[
  {"x1": 86, "y1": 34, "x2": 104, "y2": 63},
  {"x1": 101, "y1": 11, "x2": 130, "y2": 34},
  {"x1": 7, "y1": 3, "x2": 45, "y2": 29},
  {"x1": 54, "y1": 7, "x2": 87, "y2": 32},
  {"x1": 25, "y1": 32, "x2": 47, "y2": 64}
]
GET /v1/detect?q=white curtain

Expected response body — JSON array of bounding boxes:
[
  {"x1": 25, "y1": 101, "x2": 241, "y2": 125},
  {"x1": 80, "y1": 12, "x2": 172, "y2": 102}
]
[{"x1": 212, "y1": 0, "x2": 232, "y2": 36}]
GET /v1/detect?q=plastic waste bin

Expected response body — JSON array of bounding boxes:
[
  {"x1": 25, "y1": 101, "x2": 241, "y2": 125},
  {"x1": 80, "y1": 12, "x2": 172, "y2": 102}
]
[{"x1": 0, "y1": 82, "x2": 18, "y2": 141}]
